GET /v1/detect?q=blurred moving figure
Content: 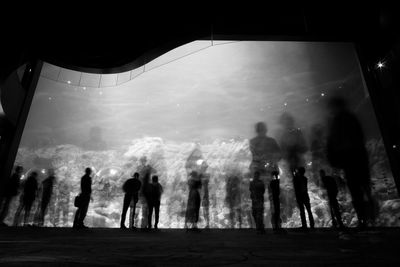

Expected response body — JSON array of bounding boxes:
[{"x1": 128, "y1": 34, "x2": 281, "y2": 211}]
[
  {"x1": 249, "y1": 122, "x2": 281, "y2": 229},
  {"x1": 0, "y1": 165, "x2": 24, "y2": 226},
  {"x1": 250, "y1": 171, "x2": 266, "y2": 234},
  {"x1": 249, "y1": 122, "x2": 281, "y2": 176},
  {"x1": 37, "y1": 169, "x2": 56, "y2": 226},
  {"x1": 136, "y1": 156, "x2": 154, "y2": 229},
  {"x1": 319, "y1": 169, "x2": 345, "y2": 229},
  {"x1": 225, "y1": 174, "x2": 242, "y2": 228},
  {"x1": 73, "y1": 167, "x2": 92, "y2": 229},
  {"x1": 278, "y1": 113, "x2": 308, "y2": 174},
  {"x1": 326, "y1": 96, "x2": 376, "y2": 228},
  {"x1": 120, "y1": 172, "x2": 141, "y2": 229},
  {"x1": 293, "y1": 167, "x2": 314, "y2": 229},
  {"x1": 310, "y1": 123, "x2": 328, "y2": 186},
  {"x1": 185, "y1": 171, "x2": 202, "y2": 231},
  {"x1": 13, "y1": 171, "x2": 39, "y2": 226},
  {"x1": 53, "y1": 178, "x2": 71, "y2": 226},
  {"x1": 270, "y1": 171, "x2": 282, "y2": 231},
  {"x1": 148, "y1": 175, "x2": 163, "y2": 229}
]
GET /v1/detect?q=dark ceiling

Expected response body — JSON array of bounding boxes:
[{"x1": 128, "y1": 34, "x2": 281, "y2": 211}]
[{"x1": 1, "y1": 5, "x2": 398, "y2": 81}]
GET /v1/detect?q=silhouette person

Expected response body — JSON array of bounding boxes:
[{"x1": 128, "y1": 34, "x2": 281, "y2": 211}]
[
  {"x1": 120, "y1": 172, "x2": 141, "y2": 229},
  {"x1": 270, "y1": 170, "x2": 282, "y2": 231},
  {"x1": 13, "y1": 171, "x2": 38, "y2": 226},
  {"x1": 0, "y1": 165, "x2": 23, "y2": 226},
  {"x1": 148, "y1": 175, "x2": 163, "y2": 229},
  {"x1": 37, "y1": 169, "x2": 56, "y2": 226},
  {"x1": 73, "y1": 168, "x2": 92, "y2": 229},
  {"x1": 319, "y1": 169, "x2": 345, "y2": 229},
  {"x1": 250, "y1": 171, "x2": 266, "y2": 234},
  {"x1": 185, "y1": 171, "x2": 202, "y2": 231},
  {"x1": 293, "y1": 167, "x2": 314, "y2": 229},
  {"x1": 326, "y1": 96, "x2": 375, "y2": 228}
]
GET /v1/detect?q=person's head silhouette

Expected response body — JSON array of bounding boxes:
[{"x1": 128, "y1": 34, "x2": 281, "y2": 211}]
[
  {"x1": 15, "y1": 165, "x2": 23, "y2": 175},
  {"x1": 279, "y1": 112, "x2": 295, "y2": 129},
  {"x1": 152, "y1": 175, "x2": 159, "y2": 183},
  {"x1": 133, "y1": 172, "x2": 139, "y2": 179},
  {"x1": 296, "y1": 167, "x2": 306, "y2": 176},
  {"x1": 255, "y1": 122, "x2": 267, "y2": 136},
  {"x1": 85, "y1": 167, "x2": 92, "y2": 176}
]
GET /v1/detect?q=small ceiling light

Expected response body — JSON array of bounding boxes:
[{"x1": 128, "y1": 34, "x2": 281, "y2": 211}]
[
  {"x1": 321, "y1": 93, "x2": 325, "y2": 97},
  {"x1": 377, "y1": 61, "x2": 385, "y2": 69},
  {"x1": 67, "y1": 81, "x2": 71, "y2": 84}
]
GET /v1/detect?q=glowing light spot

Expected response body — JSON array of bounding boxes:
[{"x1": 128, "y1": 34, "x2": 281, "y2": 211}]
[
  {"x1": 83, "y1": 87, "x2": 86, "y2": 90},
  {"x1": 110, "y1": 169, "x2": 117, "y2": 176},
  {"x1": 284, "y1": 102, "x2": 287, "y2": 106},
  {"x1": 48, "y1": 97, "x2": 52, "y2": 100},
  {"x1": 377, "y1": 61, "x2": 385, "y2": 69},
  {"x1": 393, "y1": 145, "x2": 397, "y2": 149},
  {"x1": 307, "y1": 161, "x2": 313, "y2": 166},
  {"x1": 306, "y1": 98, "x2": 309, "y2": 102},
  {"x1": 41, "y1": 169, "x2": 46, "y2": 174},
  {"x1": 67, "y1": 81, "x2": 71, "y2": 84},
  {"x1": 196, "y1": 159, "x2": 204, "y2": 166},
  {"x1": 321, "y1": 93, "x2": 325, "y2": 97}
]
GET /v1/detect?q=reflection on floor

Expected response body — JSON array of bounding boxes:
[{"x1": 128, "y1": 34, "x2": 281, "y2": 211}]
[{"x1": 0, "y1": 228, "x2": 399, "y2": 266}]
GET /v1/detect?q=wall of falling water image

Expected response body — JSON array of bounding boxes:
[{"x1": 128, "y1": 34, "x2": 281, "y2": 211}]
[{"x1": 4, "y1": 41, "x2": 399, "y2": 228}]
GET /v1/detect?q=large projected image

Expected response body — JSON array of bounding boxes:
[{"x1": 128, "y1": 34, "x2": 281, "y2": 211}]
[{"x1": 6, "y1": 41, "x2": 399, "y2": 228}]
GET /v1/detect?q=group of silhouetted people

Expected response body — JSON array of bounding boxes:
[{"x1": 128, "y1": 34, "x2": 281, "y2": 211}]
[
  {"x1": 0, "y1": 96, "x2": 376, "y2": 233},
  {"x1": 0, "y1": 166, "x2": 56, "y2": 227},
  {"x1": 248, "y1": 95, "x2": 376, "y2": 234},
  {"x1": 119, "y1": 172, "x2": 163, "y2": 230}
]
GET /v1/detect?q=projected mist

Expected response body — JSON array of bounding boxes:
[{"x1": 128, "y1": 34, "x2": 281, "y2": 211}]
[{"x1": 8, "y1": 41, "x2": 399, "y2": 228}]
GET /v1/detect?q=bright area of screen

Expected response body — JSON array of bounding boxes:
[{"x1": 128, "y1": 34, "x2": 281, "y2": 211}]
[{"x1": 7, "y1": 41, "x2": 399, "y2": 228}]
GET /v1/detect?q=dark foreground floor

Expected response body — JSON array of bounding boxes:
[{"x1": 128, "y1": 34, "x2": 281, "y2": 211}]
[{"x1": 0, "y1": 227, "x2": 399, "y2": 266}]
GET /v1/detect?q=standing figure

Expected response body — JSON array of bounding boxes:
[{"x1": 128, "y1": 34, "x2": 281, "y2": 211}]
[
  {"x1": 37, "y1": 169, "x2": 56, "y2": 226},
  {"x1": 136, "y1": 156, "x2": 154, "y2": 229},
  {"x1": 13, "y1": 171, "x2": 39, "y2": 226},
  {"x1": 120, "y1": 172, "x2": 141, "y2": 229},
  {"x1": 250, "y1": 171, "x2": 266, "y2": 234},
  {"x1": 0, "y1": 165, "x2": 23, "y2": 226},
  {"x1": 148, "y1": 175, "x2": 163, "y2": 229},
  {"x1": 270, "y1": 171, "x2": 282, "y2": 231},
  {"x1": 319, "y1": 169, "x2": 345, "y2": 229},
  {"x1": 326, "y1": 96, "x2": 375, "y2": 228},
  {"x1": 293, "y1": 167, "x2": 314, "y2": 229},
  {"x1": 73, "y1": 167, "x2": 92, "y2": 229},
  {"x1": 185, "y1": 171, "x2": 202, "y2": 231}
]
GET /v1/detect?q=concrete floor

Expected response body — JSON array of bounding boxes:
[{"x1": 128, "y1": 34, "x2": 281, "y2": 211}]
[{"x1": 0, "y1": 227, "x2": 399, "y2": 266}]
